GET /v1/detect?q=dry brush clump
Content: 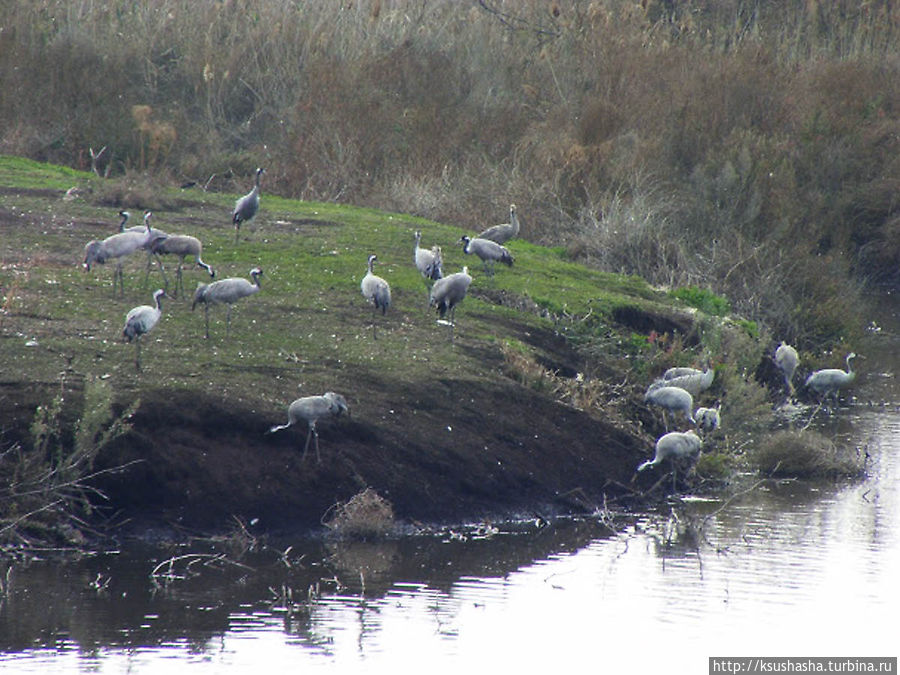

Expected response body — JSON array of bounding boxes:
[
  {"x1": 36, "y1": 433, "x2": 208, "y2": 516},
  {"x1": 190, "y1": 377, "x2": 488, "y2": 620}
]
[
  {"x1": 751, "y1": 429, "x2": 865, "y2": 480},
  {"x1": 322, "y1": 488, "x2": 396, "y2": 540}
]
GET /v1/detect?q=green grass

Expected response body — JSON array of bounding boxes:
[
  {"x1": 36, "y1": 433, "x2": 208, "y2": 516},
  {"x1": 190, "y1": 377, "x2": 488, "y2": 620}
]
[{"x1": 0, "y1": 155, "x2": 709, "y2": 426}]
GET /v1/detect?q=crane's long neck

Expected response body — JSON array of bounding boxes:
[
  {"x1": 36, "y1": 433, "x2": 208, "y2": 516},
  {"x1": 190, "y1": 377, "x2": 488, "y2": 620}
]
[
  {"x1": 119, "y1": 212, "x2": 129, "y2": 232},
  {"x1": 368, "y1": 258, "x2": 375, "y2": 274},
  {"x1": 251, "y1": 272, "x2": 262, "y2": 288},
  {"x1": 155, "y1": 293, "x2": 165, "y2": 311},
  {"x1": 510, "y1": 207, "x2": 519, "y2": 235},
  {"x1": 846, "y1": 354, "x2": 856, "y2": 374}
]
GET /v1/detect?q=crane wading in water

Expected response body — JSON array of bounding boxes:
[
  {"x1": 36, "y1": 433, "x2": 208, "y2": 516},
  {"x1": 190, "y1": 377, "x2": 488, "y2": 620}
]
[
  {"x1": 192, "y1": 267, "x2": 262, "y2": 339},
  {"x1": 637, "y1": 430, "x2": 703, "y2": 491},
  {"x1": 267, "y1": 392, "x2": 350, "y2": 462},
  {"x1": 805, "y1": 352, "x2": 858, "y2": 402},
  {"x1": 122, "y1": 288, "x2": 167, "y2": 371}
]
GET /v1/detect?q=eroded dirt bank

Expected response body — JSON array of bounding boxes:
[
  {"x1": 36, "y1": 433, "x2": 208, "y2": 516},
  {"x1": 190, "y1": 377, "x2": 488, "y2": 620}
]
[{"x1": 1, "y1": 374, "x2": 649, "y2": 538}]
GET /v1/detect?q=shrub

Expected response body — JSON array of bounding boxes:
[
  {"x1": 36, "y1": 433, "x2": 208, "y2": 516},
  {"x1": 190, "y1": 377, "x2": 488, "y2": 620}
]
[
  {"x1": 751, "y1": 430, "x2": 865, "y2": 480},
  {"x1": 2, "y1": 376, "x2": 137, "y2": 551},
  {"x1": 669, "y1": 286, "x2": 731, "y2": 316}
]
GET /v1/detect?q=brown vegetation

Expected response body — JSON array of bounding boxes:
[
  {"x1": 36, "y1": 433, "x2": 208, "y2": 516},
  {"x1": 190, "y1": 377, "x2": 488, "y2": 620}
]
[{"x1": 1, "y1": 2, "x2": 897, "y2": 344}]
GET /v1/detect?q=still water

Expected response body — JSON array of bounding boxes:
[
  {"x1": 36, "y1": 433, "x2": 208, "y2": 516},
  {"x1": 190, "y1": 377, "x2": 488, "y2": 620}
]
[{"x1": 2, "y1": 307, "x2": 898, "y2": 673}]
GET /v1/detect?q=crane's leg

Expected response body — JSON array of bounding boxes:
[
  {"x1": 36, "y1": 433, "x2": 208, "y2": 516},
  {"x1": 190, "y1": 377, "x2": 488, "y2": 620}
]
[
  {"x1": 134, "y1": 339, "x2": 142, "y2": 372},
  {"x1": 302, "y1": 425, "x2": 313, "y2": 461},
  {"x1": 371, "y1": 305, "x2": 378, "y2": 340},
  {"x1": 234, "y1": 223, "x2": 240, "y2": 244},
  {"x1": 226, "y1": 305, "x2": 232, "y2": 338},
  {"x1": 175, "y1": 264, "x2": 184, "y2": 299},
  {"x1": 114, "y1": 263, "x2": 123, "y2": 297},
  {"x1": 152, "y1": 256, "x2": 170, "y2": 293},
  {"x1": 204, "y1": 305, "x2": 211, "y2": 339}
]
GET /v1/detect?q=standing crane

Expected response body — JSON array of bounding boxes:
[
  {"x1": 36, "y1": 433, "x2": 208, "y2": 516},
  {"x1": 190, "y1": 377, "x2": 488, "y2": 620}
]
[
  {"x1": 192, "y1": 267, "x2": 262, "y2": 338},
  {"x1": 695, "y1": 405, "x2": 721, "y2": 433},
  {"x1": 360, "y1": 254, "x2": 391, "y2": 339},
  {"x1": 414, "y1": 230, "x2": 443, "y2": 282},
  {"x1": 122, "y1": 288, "x2": 167, "y2": 371},
  {"x1": 232, "y1": 167, "x2": 264, "y2": 243},
  {"x1": 477, "y1": 203, "x2": 520, "y2": 245},
  {"x1": 656, "y1": 364, "x2": 714, "y2": 397},
  {"x1": 429, "y1": 265, "x2": 473, "y2": 343},
  {"x1": 637, "y1": 430, "x2": 703, "y2": 490},
  {"x1": 804, "y1": 352, "x2": 858, "y2": 401},
  {"x1": 774, "y1": 341, "x2": 800, "y2": 396},
  {"x1": 147, "y1": 233, "x2": 215, "y2": 298},
  {"x1": 84, "y1": 227, "x2": 154, "y2": 296},
  {"x1": 644, "y1": 384, "x2": 696, "y2": 430},
  {"x1": 458, "y1": 235, "x2": 513, "y2": 277},
  {"x1": 267, "y1": 392, "x2": 350, "y2": 462}
]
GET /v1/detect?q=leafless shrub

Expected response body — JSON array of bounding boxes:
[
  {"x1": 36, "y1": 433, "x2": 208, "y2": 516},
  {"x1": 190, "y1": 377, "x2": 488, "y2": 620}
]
[{"x1": 1, "y1": 376, "x2": 138, "y2": 552}]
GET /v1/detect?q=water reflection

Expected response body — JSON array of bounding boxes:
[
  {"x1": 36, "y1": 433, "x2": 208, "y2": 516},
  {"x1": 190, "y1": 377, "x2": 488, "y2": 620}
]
[{"x1": 1, "y1": 303, "x2": 898, "y2": 671}]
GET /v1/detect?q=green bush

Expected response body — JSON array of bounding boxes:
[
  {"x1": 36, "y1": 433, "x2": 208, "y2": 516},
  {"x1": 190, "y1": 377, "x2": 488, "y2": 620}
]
[{"x1": 669, "y1": 286, "x2": 731, "y2": 316}]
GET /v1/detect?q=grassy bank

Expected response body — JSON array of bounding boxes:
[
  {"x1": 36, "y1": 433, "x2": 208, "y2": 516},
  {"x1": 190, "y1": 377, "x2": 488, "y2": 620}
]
[{"x1": 2, "y1": 155, "x2": 796, "y2": 549}]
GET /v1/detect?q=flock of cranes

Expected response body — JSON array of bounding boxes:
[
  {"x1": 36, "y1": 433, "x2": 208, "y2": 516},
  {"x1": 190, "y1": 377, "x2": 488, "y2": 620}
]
[
  {"x1": 80, "y1": 172, "x2": 525, "y2": 458},
  {"x1": 636, "y1": 339, "x2": 861, "y2": 487},
  {"x1": 79, "y1": 171, "x2": 862, "y2": 472}
]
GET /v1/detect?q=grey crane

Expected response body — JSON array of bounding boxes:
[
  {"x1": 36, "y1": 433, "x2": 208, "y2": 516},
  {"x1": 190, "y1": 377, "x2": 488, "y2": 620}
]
[
  {"x1": 147, "y1": 233, "x2": 215, "y2": 298},
  {"x1": 117, "y1": 210, "x2": 131, "y2": 232},
  {"x1": 429, "y1": 265, "x2": 473, "y2": 343},
  {"x1": 653, "y1": 365, "x2": 714, "y2": 398},
  {"x1": 123, "y1": 211, "x2": 170, "y2": 285},
  {"x1": 84, "y1": 227, "x2": 152, "y2": 296},
  {"x1": 232, "y1": 167, "x2": 264, "y2": 243},
  {"x1": 458, "y1": 235, "x2": 513, "y2": 277},
  {"x1": 644, "y1": 384, "x2": 696, "y2": 430},
  {"x1": 117, "y1": 210, "x2": 166, "y2": 243},
  {"x1": 774, "y1": 341, "x2": 800, "y2": 396},
  {"x1": 637, "y1": 430, "x2": 703, "y2": 489},
  {"x1": 360, "y1": 254, "x2": 391, "y2": 339},
  {"x1": 267, "y1": 392, "x2": 350, "y2": 462},
  {"x1": 477, "y1": 203, "x2": 520, "y2": 245},
  {"x1": 192, "y1": 267, "x2": 262, "y2": 339},
  {"x1": 414, "y1": 230, "x2": 443, "y2": 282},
  {"x1": 805, "y1": 352, "x2": 858, "y2": 401},
  {"x1": 122, "y1": 288, "x2": 167, "y2": 371},
  {"x1": 695, "y1": 405, "x2": 721, "y2": 433}
]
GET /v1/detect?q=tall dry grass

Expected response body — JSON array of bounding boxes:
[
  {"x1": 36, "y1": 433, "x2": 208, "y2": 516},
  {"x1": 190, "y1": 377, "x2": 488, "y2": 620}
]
[{"x1": 1, "y1": 0, "x2": 898, "y2": 344}]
